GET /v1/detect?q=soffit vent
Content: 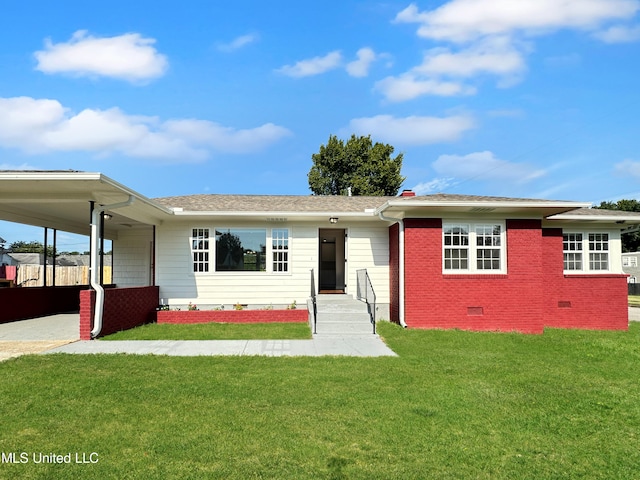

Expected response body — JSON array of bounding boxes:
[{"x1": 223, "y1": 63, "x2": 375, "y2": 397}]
[
  {"x1": 468, "y1": 207, "x2": 496, "y2": 213},
  {"x1": 266, "y1": 217, "x2": 288, "y2": 222}
]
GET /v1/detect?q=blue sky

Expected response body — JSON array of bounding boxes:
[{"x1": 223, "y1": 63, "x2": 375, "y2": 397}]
[{"x1": 1, "y1": 0, "x2": 640, "y2": 248}]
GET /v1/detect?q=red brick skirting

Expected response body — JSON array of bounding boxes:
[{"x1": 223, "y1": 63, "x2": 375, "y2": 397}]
[{"x1": 157, "y1": 309, "x2": 308, "y2": 324}]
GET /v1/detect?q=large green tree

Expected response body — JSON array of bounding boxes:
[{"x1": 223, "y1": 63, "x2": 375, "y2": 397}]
[
  {"x1": 594, "y1": 199, "x2": 640, "y2": 252},
  {"x1": 308, "y1": 134, "x2": 405, "y2": 196}
]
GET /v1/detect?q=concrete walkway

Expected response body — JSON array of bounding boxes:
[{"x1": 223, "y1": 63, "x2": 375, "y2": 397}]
[{"x1": 45, "y1": 334, "x2": 397, "y2": 357}]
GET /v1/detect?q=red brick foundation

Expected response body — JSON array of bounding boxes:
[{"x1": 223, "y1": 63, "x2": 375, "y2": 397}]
[{"x1": 157, "y1": 309, "x2": 308, "y2": 324}]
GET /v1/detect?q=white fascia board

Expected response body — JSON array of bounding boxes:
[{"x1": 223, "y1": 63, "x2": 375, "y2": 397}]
[
  {"x1": 381, "y1": 199, "x2": 590, "y2": 210},
  {"x1": 547, "y1": 213, "x2": 640, "y2": 222},
  {"x1": 0, "y1": 171, "x2": 103, "y2": 181}
]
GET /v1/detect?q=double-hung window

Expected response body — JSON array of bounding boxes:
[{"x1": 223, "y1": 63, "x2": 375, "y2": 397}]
[
  {"x1": 563, "y1": 231, "x2": 609, "y2": 272},
  {"x1": 191, "y1": 228, "x2": 210, "y2": 272},
  {"x1": 562, "y1": 233, "x2": 583, "y2": 271},
  {"x1": 272, "y1": 228, "x2": 289, "y2": 272},
  {"x1": 443, "y1": 222, "x2": 505, "y2": 273}
]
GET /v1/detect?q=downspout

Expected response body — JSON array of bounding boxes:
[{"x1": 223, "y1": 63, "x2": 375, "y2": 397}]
[
  {"x1": 378, "y1": 211, "x2": 407, "y2": 328},
  {"x1": 90, "y1": 196, "x2": 135, "y2": 338}
]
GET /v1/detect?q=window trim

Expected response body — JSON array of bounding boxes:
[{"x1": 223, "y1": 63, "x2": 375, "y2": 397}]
[
  {"x1": 563, "y1": 230, "x2": 610, "y2": 274},
  {"x1": 442, "y1": 221, "x2": 506, "y2": 274}
]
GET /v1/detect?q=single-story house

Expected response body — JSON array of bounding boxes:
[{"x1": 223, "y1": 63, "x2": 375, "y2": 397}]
[{"x1": 1, "y1": 170, "x2": 638, "y2": 335}]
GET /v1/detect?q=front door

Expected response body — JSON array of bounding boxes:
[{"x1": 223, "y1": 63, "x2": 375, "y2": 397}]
[{"x1": 318, "y1": 229, "x2": 346, "y2": 293}]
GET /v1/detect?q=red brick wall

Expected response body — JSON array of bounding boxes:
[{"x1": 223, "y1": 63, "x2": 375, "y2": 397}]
[
  {"x1": 388, "y1": 223, "x2": 400, "y2": 324},
  {"x1": 157, "y1": 309, "x2": 308, "y2": 324},
  {"x1": 402, "y1": 219, "x2": 545, "y2": 333},
  {"x1": 542, "y1": 228, "x2": 628, "y2": 330},
  {"x1": 80, "y1": 286, "x2": 159, "y2": 339},
  {"x1": 0, "y1": 285, "x2": 85, "y2": 324},
  {"x1": 399, "y1": 220, "x2": 628, "y2": 333}
]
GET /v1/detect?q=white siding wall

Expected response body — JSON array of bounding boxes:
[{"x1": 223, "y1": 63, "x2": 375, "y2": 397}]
[
  {"x1": 346, "y1": 225, "x2": 389, "y2": 304},
  {"x1": 113, "y1": 227, "x2": 153, "y2": 287},
  {"x1": 155, "y1": 220, "x2": 390, "y2": 308}
]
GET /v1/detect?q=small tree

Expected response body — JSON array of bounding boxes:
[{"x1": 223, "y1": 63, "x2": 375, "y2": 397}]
[
  {"x1": 308, "y1": 134, "x2": 405, "y2": 196},
  {"x1": 594, "y1": 199, "x2": 640, "y2": 252}
]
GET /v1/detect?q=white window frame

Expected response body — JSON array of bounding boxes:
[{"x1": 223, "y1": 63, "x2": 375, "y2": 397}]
[
  {"x1": 563, "y1": 231, "x2": 610, "y2": 273},
  {"x1": 623, "y1": 256, "x2": 638, "y2": 267},
  {"x1": 443, "y1": 221, "x2": 506, "y2": 274},
  {"x1": 191, "y1": 228, "x2": 210, "y2": 273},
  {"x1": 271, "y1": 228, "x2": 290, "y2": 274}
]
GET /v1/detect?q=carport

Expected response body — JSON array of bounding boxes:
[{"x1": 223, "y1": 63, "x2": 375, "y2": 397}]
[{"x1": 0, "y1": 170, "x2": 170, "y2": 338}]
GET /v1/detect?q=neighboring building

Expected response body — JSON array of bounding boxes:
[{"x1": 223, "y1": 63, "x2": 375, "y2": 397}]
[
  {"x1": 1, "y1": 171, "x2": 638, "y2": 334},
  {"x1": 622, "y1": 252, "x2": 640, "y2": 283}
]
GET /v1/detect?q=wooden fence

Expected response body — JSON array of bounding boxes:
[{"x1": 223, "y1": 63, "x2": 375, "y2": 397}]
[{"x1": 15, "y1": 265, "x2": 112, "y2": 287}]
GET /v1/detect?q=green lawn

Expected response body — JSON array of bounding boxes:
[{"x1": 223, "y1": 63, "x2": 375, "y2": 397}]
[
  {"x1": 1, "y1": 323, "x2": 639, "y2": 479},
  {"x1": 102, "y1": 321, "x2": 312, "y2": 340}
]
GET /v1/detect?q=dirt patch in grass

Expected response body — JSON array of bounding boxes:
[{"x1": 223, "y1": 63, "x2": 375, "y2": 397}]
[{"x1": 0, "y1": 340, "x2": 75, "y2": 362}]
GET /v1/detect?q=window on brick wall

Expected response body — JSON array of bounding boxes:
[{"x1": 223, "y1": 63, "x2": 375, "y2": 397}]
[
  {"x1": 563, "y1": 231, "x2": 609, "y2": 273},
  {"x1": 563, "y1": 233, "x2": 583, "y2": 271},
  {"x1": 443, "y1": 222, "x2": 505, "y2": 273},
  {"x1": 191, "y1": 228, "x2": 209, "y2": 273}
]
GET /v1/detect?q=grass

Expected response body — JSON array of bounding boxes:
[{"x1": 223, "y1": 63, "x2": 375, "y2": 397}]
[
  {"x1": 629, "y1": 295, "x2": 640, "y2": 307},
  {"x1": 101, "y1": 322, "x2": 312, "y2": 340},
  {"x1": 1, "y1": 322, "x2": 640, "y2": 479}
]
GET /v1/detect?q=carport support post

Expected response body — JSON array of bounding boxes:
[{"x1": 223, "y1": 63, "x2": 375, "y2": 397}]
[
  {"x1": 89, "y1": 196, "x2": 134, "y2": 339},
  {"x1": 43, "y1": 227, "x2": 48, "y2": 287}
]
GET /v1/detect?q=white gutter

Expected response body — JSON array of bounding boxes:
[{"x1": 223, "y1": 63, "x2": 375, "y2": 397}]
[
  {"x1": 90, "y1": 196, "x2": 135, "y2": 338},
  {"x1": 378, "y1": 210, "x2": 407, "y2": 328}
]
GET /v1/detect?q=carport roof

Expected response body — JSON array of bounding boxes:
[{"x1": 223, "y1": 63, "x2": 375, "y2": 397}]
[{"x1": 0, "y1": 170, "x2": 172, "y2": 237}]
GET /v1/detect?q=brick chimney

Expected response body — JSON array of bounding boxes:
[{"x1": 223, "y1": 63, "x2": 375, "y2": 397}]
[{"x1": 400, "y1": 189, "x2": 416, "y2": 197}]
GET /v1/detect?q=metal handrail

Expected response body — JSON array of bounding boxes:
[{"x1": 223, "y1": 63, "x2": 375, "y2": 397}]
[
  {"x1": 356, "y1": 269, "x2": 376, "y2": 334},
  {"x1": 310, "y1": 268, "x2": 317, "y2": 334}
]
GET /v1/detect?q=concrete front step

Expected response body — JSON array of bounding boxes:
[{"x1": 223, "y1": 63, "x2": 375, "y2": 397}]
[{"x1": 312, "y1": 294, "x2": 374, "y2": 335}]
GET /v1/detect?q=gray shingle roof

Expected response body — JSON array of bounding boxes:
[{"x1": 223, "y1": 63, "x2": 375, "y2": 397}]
[
  {"x1": 153, "y1": 193, "x2": 581, "y2": 213},
  {"x1": 154, "y1": 194, "x2": 395, "y2": 212}
]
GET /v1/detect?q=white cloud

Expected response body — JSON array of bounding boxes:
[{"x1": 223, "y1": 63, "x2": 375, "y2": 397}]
[
  {"x1": 432, "y1": 151, "x2": 546, "y2": 182},
  {"x1": 593, "y1": 24, "x2": 640, "y2": 43},
  {"x1": 346, "y1": 114, "x2": 475, "y2": 145},
  {"x1": 395, "y1": 0, "x2": 640, "y2": 42},
  {"x1": 414, "y1": 36, "x2": 527, "y2": 80},
  {"x1": 389, "y1": 1, "x2": 639, "y2": 99},
  {"x1": 614, "y1": 159, "x2": 640, "y2": 178},
  {"x1": 0, "y1": 96, "x2": 292, "y2": 162},
  {"x1": 375, "y1": 74, "x2": 475, "y2": 102},
  {"x1": 412, "y1": 177, "x2": 455, "y2": 195},
  {"x1": 216, "y1": 33, "x2": 259, "y2": 52},
  {"x1": 34, "y1": 30, "x2": 168, "y2": 83},
  {"x1": 276, "y1": 51, "x2": 343, "y2": 78},
  {"x1": 346, "y1": 47, "x2": 378, "y2": 77}
]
